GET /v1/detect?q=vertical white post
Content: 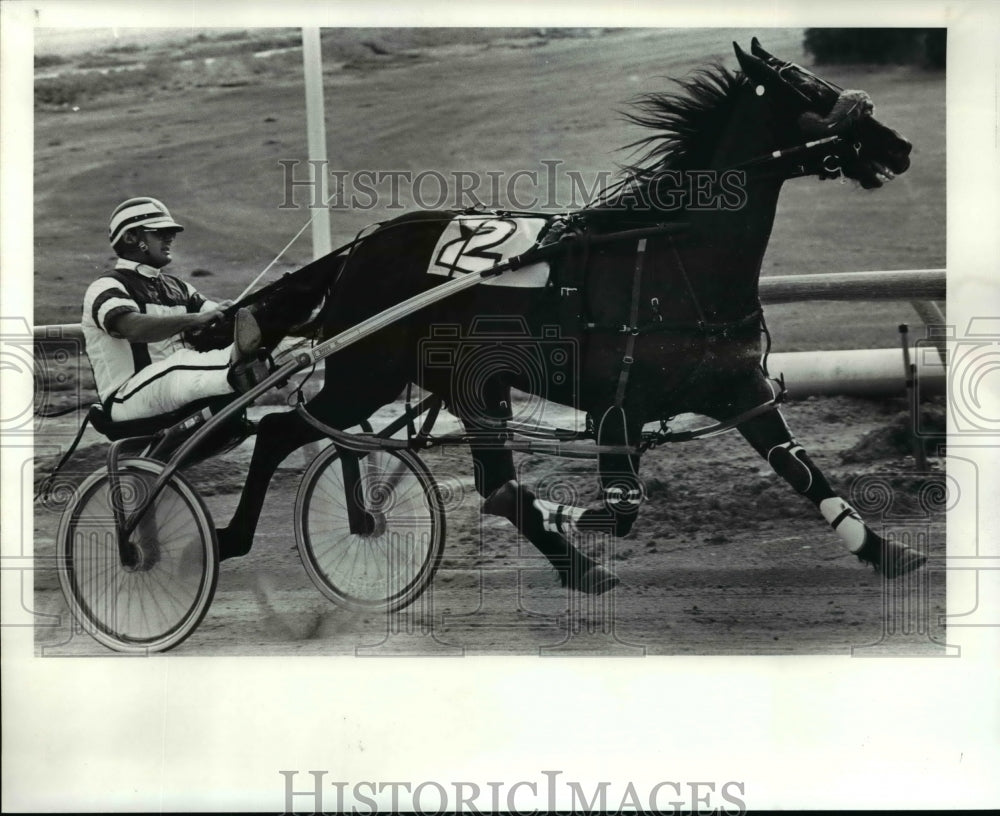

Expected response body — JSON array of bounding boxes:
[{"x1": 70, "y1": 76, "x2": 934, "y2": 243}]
[{"x1": 302, "y1": 28, "x2": 332, "y2": 258}]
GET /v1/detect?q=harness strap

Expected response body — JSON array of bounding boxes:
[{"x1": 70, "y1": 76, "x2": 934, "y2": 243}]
[
  {"x1": 34, "y1": 403, "x2": 83, "y2": 419},
  {"x1": 641, "y1": 382, "x2": 786, "y2": 450},
  {"x1": 34, "y1": 407, "x2": 96, "y2": 502},
  {"x1": 584, "y1": 308, "x2": 763, "y2": 336},
  {"x1": 613, "y1": 238, "x2": 647, "y2": 408},
  {"x1": 732, "y1": 135, "x2": 843, "y2": 171},
  {"x1": 665, "y1": 233, "x2": 707, "y2": 327}
]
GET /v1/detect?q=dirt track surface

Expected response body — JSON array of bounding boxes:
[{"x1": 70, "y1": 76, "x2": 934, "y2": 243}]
[{"x1": 33, "y1": 394, "x2": 947, "y2": 657}]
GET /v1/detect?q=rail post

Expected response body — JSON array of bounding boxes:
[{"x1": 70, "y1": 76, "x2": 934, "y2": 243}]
[{"x1": 899, "y1": 323, "x2": 929, "y2": 471}]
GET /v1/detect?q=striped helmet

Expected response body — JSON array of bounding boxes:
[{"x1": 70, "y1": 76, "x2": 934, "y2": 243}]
[{"x1": 108, "y1": 197, "x2": 184, "y2": 247}]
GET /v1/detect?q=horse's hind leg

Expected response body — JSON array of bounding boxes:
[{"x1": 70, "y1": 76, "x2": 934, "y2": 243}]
[
  {"x1": 738, "y1": 407, "x2": 926, "y2": 577},
  {"x1": 217, "y1": 373, "x2": 405, "y2": 561},
  {"x1": 480, "y1": 404, "x2": 644, "y2": 594},
  {"x1": 466, "y1": 385, "x2": 618, "y2": 594},
  {"x1": 216, "y1": 408, "x2": 327, "y2": 560}
]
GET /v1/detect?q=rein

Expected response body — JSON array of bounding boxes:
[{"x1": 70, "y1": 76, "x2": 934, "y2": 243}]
[{"x1": 729, "y1": 134, "x2": 851, "y2": 181}]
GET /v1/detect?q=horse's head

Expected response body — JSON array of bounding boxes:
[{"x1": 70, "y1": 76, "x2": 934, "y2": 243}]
[{"x1": 733, "y1": 37, "x2": 912, "y2": 188}]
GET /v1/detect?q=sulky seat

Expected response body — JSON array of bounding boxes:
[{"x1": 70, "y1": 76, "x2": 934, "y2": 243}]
[
  {"x1": 86, "y1": 395, "x2": 256, "y2": 466},
  {"x1": 87, "y1": 396, "x2": 231, "y2": 441}
]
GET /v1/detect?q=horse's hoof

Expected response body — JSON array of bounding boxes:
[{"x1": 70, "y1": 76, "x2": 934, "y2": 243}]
[
  {"x1": 217, "y1": 528, "x2": 251, "y2": 562},
  {"x1": 567, "y1": 564, "x2": 620, "y2": 595},
  {"x1": 482, "y1": 480, "x2": 518, "y2": 519},
  {"x1": 856, "y1": 537, "x2": 926, "y2": 578}
]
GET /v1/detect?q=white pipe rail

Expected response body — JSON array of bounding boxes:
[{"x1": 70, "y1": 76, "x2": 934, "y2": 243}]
[{"x1": 770, "y1": 347, "x2": 945, "y2": 398}]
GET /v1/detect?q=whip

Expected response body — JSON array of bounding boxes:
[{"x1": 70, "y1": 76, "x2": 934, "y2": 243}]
[{"x1": 235, "y1": 209, "x2": 325, "y2": 302}]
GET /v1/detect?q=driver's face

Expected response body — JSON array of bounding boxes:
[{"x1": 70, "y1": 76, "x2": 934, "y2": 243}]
[{"x1": 139, "y1": 227, "x2": 180, "y2": 268}]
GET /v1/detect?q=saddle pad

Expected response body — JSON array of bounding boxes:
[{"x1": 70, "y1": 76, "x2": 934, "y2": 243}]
[{"x1": 426, "y1": 215, "x2": 550, "y2": 288}]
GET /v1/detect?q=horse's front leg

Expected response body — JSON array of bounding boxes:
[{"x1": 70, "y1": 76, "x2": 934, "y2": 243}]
[
  {"x1": 488, "y1": 405, "x2": 642, "y2": 595},
  {"x1": 468, "y1": 386, "x2": 618, "y2": 594},
  {"x1": 532, "y1": 405, "x2": 645, "y2": 538},
  {"x1": 738, "y1": 407, "x2": 926, "y2": 577}
]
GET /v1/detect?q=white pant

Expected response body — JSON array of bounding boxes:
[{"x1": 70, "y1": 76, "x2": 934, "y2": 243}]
[{"x1": 108, "y1": 347, "x2": 235, "y2": 422}]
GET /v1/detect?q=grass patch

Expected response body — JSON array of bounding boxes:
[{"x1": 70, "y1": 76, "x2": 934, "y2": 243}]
[
  {"x1": 34, "y1": 29, "x2": 304, "y2": 109},
  {"x1": 35, "y1": 62, "x2": 171, "y2": 107},
  {"x1": 106, "y1": 42, "x2": 144, "y2": 55},
  {"x1": 173, "y1": 29, "x2": 302, "y2": 61},
  {"x1": 191, "y1": 30, "x2": 252, "y2": 43},
  {"x1": 34, "y1": 53, "x2": 68, "y2": 69},
  {"x1": 76, "y1": 54, "x2": 140, "y2": 70}
]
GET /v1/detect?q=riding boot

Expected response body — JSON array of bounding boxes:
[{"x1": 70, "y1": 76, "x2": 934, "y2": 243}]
[
  {"x1": 230, "y1": 307, "x2": 262, "y2": 364},
  {"x1": 227, "y1": 308, "x2": 270, "y2": 394}
]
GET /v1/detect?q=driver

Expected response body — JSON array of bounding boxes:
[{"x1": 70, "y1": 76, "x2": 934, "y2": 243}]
[{"x1": 82, "y1": 197, "x2": 266, "y2": 423}]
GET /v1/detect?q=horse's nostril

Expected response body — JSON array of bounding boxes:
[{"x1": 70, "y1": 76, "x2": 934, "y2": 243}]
[{"x1": 886, "y1": 138, "x2": 912, "y2": 173}]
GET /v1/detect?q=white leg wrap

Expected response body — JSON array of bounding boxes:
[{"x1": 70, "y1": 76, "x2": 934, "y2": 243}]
[
  {"x1": 603, "y1": 485, "x2": 644, "y2": 508},
  {"x1": 819, "y1": 497, "x2": 868, "y2": 553},
  {"x1": 533, "y1": 498, "x2": 586, "y2": 534}
]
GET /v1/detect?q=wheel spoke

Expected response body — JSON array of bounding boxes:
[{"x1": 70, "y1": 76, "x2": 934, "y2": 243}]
[
  {"x1": 58, "y1": 461, "x2": 216, "y2": 652},
  {"x1": 297, "y1": 450, "x2": 443, "y2": 610}
]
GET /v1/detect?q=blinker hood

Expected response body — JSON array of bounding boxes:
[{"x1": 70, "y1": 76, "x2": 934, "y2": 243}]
[{"x1": 733, "y1": 38, "x2": 841, "y2": 114}]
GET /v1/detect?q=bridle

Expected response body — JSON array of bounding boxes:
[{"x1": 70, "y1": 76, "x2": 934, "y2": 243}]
[
  {"x1": 772, "y1": 59, "x2": 845, "y2": 105},
  {"x1": 730, "y1": 133, "x2": 855, "y2": 181},
  {"x1": 734, "y1": 54, "x2": 868, "y2": 183}
]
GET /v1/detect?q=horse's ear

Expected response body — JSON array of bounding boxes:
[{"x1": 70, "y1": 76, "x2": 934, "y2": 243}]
[
  {"x1": 748, "y1": 36, "x2": 842, "y2": 112},
  {"x1": 735, "y1": 40, "x2": 809, "y2": 108},
  {"x1": 733, "y1": 41, "x2": 770, "y2": 83},
  {"x1": 750, "y1": 37, "x2": 771, "y2": 60}
]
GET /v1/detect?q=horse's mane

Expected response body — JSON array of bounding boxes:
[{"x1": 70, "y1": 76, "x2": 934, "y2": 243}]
[{"x1": 620, "y1": 64, "x2": 746, "y2": 176}]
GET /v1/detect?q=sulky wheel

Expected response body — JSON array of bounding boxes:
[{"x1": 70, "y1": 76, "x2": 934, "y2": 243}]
[
  {"x1": 56, "y1": 458, "x2": 218, "y2": 653},
  {"x1": 295, "y1": 445, "x2": 445, "y2": 612}
]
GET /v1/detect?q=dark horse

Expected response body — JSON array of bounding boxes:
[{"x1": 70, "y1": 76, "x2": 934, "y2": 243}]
[{"x1": 215, "y1": 39, "x2": 925, "y2": 592}]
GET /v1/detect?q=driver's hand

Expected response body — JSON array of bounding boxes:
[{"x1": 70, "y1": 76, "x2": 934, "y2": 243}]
[
  {"x1": 215, "y1": 299, "x2": 236, "y2": 311},
  {"x1": 194, "y1": 308, "x2": 226, "y2": 327}
]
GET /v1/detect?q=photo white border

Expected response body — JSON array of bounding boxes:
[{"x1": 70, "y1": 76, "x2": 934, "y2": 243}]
[{"x1": 3, "y1": 0, "x2": 998, "y2": 811}]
